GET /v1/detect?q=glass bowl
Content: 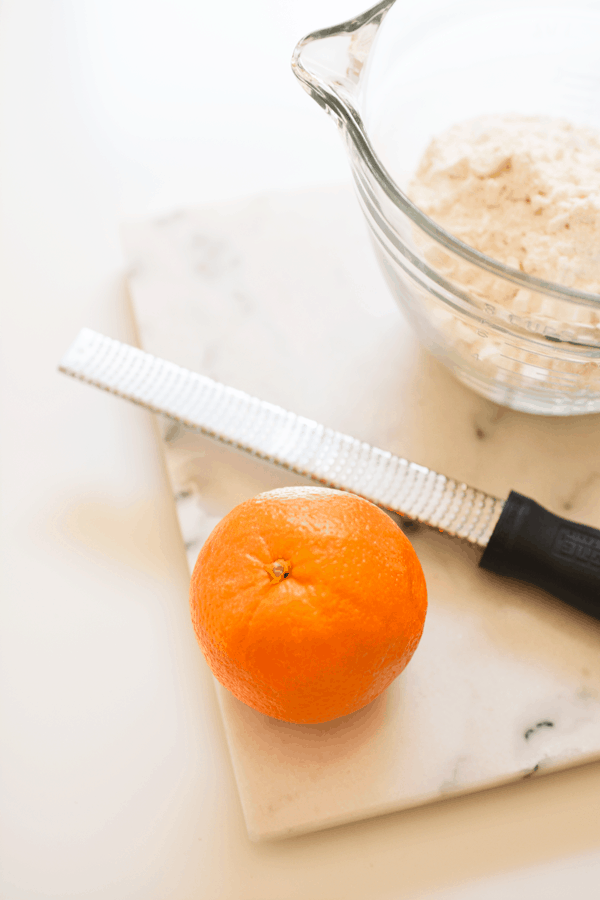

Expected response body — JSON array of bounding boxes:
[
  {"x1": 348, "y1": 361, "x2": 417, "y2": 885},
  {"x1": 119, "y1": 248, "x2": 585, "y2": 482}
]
[{"x1": 292, "y1": 0, "x2": 600, "y2": 415}]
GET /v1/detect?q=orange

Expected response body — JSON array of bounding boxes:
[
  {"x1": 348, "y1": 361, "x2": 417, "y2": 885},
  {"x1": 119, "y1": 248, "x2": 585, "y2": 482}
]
[{"x1": 189, "y1": 486, "x2": 427, "y2": 724}]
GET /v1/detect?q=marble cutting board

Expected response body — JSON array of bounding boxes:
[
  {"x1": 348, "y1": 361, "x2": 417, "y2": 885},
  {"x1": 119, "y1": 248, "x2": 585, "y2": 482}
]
[{"x1": 122, "y1": 185, "x2": 600, "y2": 842}]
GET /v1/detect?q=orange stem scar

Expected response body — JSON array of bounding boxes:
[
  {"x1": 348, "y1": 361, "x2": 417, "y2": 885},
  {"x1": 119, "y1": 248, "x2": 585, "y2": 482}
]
[{"x1": 266, "y1": 558, "x2": 292, "y2": 584}]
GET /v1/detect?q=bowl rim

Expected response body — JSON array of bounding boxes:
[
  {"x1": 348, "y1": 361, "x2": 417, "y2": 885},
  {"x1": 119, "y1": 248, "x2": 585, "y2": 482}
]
[{"x1": 292, "y1": 0, "x2": 600, "y2": 310}]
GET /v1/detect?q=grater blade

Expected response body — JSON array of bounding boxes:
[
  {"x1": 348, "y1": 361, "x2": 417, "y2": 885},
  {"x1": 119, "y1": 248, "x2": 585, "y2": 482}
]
[{"x1": 59, "y1": 328, "x2": 504, "y2": 547}]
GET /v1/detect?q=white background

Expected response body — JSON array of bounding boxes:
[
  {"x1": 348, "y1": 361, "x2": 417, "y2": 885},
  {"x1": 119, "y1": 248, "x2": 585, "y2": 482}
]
[{"x1": 1, "y1": 1, "x2": 600, "y2": 897}]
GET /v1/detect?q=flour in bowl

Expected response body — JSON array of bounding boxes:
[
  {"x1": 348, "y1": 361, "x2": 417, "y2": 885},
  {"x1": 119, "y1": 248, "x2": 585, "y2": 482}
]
[
  {"x1": 408, "y1": 115, "x2": 600, "y2": 294},
  {"x1": 404, "y1": 115, "x2": 600, "y2": 399}
]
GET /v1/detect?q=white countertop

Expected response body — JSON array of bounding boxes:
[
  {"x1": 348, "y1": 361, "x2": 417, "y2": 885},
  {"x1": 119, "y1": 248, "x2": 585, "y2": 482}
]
[{"x1": 2, "y1": 2, "x2": 600, "y2": 898}]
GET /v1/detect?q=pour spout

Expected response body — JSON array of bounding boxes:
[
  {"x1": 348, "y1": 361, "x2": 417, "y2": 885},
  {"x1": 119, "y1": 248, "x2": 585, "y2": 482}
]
[{"x1": 291, "y1": 0, "x2": 395, "y2": 123}]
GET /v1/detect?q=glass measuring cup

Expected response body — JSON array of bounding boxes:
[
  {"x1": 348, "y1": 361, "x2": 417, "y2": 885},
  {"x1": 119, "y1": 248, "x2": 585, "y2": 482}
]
[{"x1": 292, "y1": 0, "x2": 600, "y2": 415}]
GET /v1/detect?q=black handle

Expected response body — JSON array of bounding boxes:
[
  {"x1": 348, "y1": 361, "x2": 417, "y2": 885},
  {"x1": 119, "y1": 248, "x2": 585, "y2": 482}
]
[{"x1": 479, "y1": 491, "x2": 600, "y2": 620}]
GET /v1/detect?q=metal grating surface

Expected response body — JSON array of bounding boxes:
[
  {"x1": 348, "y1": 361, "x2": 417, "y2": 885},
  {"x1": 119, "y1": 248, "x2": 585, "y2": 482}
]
[{"x1": 59, "y1": 328, "x2": 504, "y2": 546}]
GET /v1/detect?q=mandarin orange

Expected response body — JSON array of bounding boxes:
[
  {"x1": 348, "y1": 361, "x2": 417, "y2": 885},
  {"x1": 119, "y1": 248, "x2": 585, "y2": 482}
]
[{"x1": 189, "y1": 486, "x2": 427, "y2": 724}]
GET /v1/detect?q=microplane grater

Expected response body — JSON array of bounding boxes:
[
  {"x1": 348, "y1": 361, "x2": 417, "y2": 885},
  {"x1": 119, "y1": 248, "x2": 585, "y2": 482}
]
[{"x1": 59, "y1": 328, "x2": 600, "y2": 618}]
